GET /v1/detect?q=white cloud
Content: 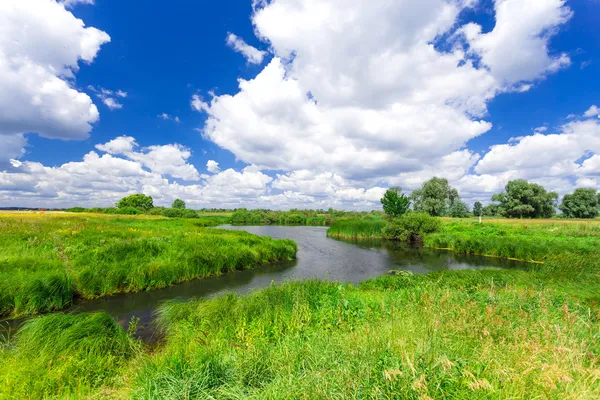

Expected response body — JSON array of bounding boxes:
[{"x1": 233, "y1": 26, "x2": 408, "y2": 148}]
[
  {"x1": 0, "y1": 134, "x2": 28, "y2": 167},
  {"x1": 88, "y1": 86, "x2": 126, "y2": 110},
  {"x1": 460, "y1": 0, "x2": 572, "y2": 85},
  {"x1": 0, "y1": 0, "x2": 110, "y2": 140},
  {"x1": 226, "y1": 33, "x2": 267, "y2": 64},
  {"x1": 95, "y1": 136, "x2": 201, "y2": 181},
  {"x1": 191, "y1": 94, "x2": 209, "y2": 112},
  {"x1": 206, "y1": 160, "x2": 220, "y2": 173},
  {"x1": 95, "y1": 135, "x2": 137, "y2": 154},
  {"x1": 158, "y1": 113, "x2": 181, "y2": 123},
  {"x1": 584, "y1": 105, "x2": 600, "y2": 118},
  {"x1": 102, "y1": 97, "x2": 123, "y2": 110},
  {"x1": 196, "y1": 0, "x2": 572, "y2": 192},
  {"x1": 0, "y1": 137, "x2": 275, "y2": 208},
  {"x1": 61, "y1": 0, "x2": 95, "y2": 7}
]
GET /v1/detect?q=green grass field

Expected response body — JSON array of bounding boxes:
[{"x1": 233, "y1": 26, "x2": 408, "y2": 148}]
[
  {"x1": 0, "y1": 213, "x2": 296, "y2": 318},
  {"x1": 0, "y1": 216, "x2": 598, "y2": 399}
]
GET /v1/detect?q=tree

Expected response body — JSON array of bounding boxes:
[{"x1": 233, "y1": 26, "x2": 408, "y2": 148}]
[
  {"x1": 559, "y1": 188, "x2": 599, "y2": 219},
  {"x1": 117, "y1": 194, "x2": 154, "y2": 211},
  {"x1": 380, "y1": 187, "x2": 411, "y2": 218},
  {"x1": 473, "y1": 201, "x2": 483, "y2": 217},
  {"x1": 491, "y1": 180, "x2": 558, "y2": 219},
  {"x1": 448, "y1": 200, "x2": 470, "y2": 218},
  {"x1": 482, "y1": 203, "x2": 500, "y2": 217},
  {"x1": 172, "y1": 199, "x2": 186, "y2": 209},
  {"x1": 411, "y1": 177, "x2": 461, "y2": 217}
]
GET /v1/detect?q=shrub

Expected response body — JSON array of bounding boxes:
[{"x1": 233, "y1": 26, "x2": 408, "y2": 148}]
[
  {"x1": 66, "y1": 207, "x2": 87, "y2": 213},
  {"x1": 117, "y1": 206, "x2": 141, "y2": 215},
  {"x1": 383, "y1": 212, "x2": 441, "y2": 242}
]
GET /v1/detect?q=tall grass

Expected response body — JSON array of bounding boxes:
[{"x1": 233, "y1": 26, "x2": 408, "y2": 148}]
[
  {"x1": 327, "y1": 219, "x2": 387, "y2": 239},
  {"x1": 1, "y1": 217, "x2": 598, "y2": 398},
  {"x1": 0, "y1": 312, "x2": 140, "y2": 398},
  {"x1": 0, "y1": 214, "x2": 297, "y2": 317},
  {"x1": 126, "y1": 272, "x2": 598, "y2": 399}
]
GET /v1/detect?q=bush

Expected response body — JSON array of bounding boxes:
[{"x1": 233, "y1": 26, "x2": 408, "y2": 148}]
[
  {"x1": 117, "y1": 206, "x2": 141, "y2": 215},
  {"x1": 66, "y1": 207, "x2": 87, "y2": 213},
  {"x1": 160, "y1": 208, "x2": 198, "y2": 218},
  {"x1": 383, "y1": 212, "x2": 441, "y2": 243}
]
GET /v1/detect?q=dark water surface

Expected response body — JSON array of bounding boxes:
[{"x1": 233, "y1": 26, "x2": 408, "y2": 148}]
[{"x1": 1, "y1": 226, "x2": 520, "y2": 341}]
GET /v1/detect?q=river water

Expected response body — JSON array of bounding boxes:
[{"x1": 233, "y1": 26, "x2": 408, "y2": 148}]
[{"x1": 1, "y1": 226, "x2": 520, "y2": 341}]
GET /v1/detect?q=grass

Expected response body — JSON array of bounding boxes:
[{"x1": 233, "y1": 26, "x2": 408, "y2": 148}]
[
  {"x1": 0, "y1": 213, "x2": 297, "y2": 318},
  {"x1": 0, "y1": 217, "x2": 599, "y2": 398},
  {"x1": 326, "y1": 219, "x2": 387, "y2": 239},
  {"x1": 0, "y1": 312, "x2": 140, "y2": 399}
]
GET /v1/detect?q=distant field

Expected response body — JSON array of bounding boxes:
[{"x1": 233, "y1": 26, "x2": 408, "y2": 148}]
[{"x1": 0, "y1": 213, "x2": 296, "y2": 317}]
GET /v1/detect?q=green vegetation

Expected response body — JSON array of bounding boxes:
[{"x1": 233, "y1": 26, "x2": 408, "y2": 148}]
[
  {"x1": 382, "y1": 212, "x2": 441, "y2": 242},
  {"x1": 172, "y1": 198, "x2": 186, "y2": 209},
  {"x1": 560, "y1": 188, "x2": 600, "y2": 219},
  {"x1": 411, "y1": 177, "x2": 471, "y2": 217},
  {"x1": 0, "y1": 312, "x2": 140, "y2": 399},
  {"x1": 491, "y1": 179, "x2": 558, "y2": 218},
  {"x1": 380, "y1": 187, "x2": 410, "y2": 218},
  {"x1": 117, "y1": 194, "x2": 154, "y2": 211},
  {"x1": 473, "y1": 201, "x2": 483, "y2": 217},
  {"x1": 230, "y1": 208, "x2": 384, "y2": 226},
  {"x1": 2, "y1": 240, "x2": 598, "y2": 398},
  {"x1": 0, "y1": 213, "x2": 296, "y2": 317},
  {"x1": 326, "y1": 219, "x2": 387, "y2": 239}
]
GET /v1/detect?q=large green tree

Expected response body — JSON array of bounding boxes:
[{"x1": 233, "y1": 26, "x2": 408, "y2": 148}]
[
  {"x1": 380, "y1": 187, "x2": 410, "y2": 218},
  {"x1": 411, "y1": 177, "x2": 461, "y2": 217},
  {"x1": 559, "y1": 188, "x2": 600, "y2": 219},
  {"x1": 117, "y1": 194, "x2": 154, "y2": 211},
  {"x1": 473, "y1": 201, "x2": 483, "y2": 217},
  {"x1": 172, "y1": 199, "x2": 186, "y2": 209},
  {"x1": 448, "y1": 200, "x2": 470, "y2": 218},
  {"x1": 491, "y1": 180, "x2": 558, "y2": 219}
]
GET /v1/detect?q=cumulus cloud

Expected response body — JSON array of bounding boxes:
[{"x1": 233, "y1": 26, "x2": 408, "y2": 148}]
[
  {"x1": 0, "y1": 134, "x2": 28, "y2": 167},
  {"x1": 226, "y1": 33, "x2": 267, "y2": 64},
  {"x1": 460, "y1": 0, "x2": 572, "y2": 85},
  {"x1": 0, "y1": 0, "x2": 110, "y2": 140},
  {"x1": 95, "y1": 136, "x2": 201, "y2": 181},
  {"x1": 584, "y1": 105, "x2": 600, "y2": 118},
  {"x1": 0, "y1": 137, "x2": 276, "y2": 208},
  {"x1": 196, "y1": 0, "x2": 572, "y2": 195},
  {"x1": 206, "y1": 160, "x2": 220, "y2": 173}
]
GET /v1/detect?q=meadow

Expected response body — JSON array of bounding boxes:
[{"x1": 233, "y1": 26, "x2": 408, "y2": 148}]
[
  {"x1": 0, "y1": 212, "x2": 297, "y2": 318},
  {"x1": 0, "y1": 216, "x2": 598, "y2": 399}
]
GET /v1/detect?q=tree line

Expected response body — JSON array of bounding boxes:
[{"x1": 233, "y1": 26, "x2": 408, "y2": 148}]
[{"x1": 381, "y1": 178, "x2": 600, "y2": 219}]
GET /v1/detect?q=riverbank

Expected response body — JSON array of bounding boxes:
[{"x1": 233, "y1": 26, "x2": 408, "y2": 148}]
[
  {"x1": 0, "y1": 213, "x2": 297, "y2": 318},
  {"x1": 328, "y1": 217, "x2": 600, "y2": 263},
  {"x1": 2, "y1": 266, "x2": 598, "y2": 398},
  {"x1": 1, "y1": 217, "x2": 598, "y2": 398}
]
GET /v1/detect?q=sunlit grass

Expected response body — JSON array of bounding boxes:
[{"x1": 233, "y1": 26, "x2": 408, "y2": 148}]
[
  {"x1": 0, "y1": 214, "x2": 297, "y2": 317},
  {"x1": 1, "y1": 214, "x2": 599, "y2": 398}
]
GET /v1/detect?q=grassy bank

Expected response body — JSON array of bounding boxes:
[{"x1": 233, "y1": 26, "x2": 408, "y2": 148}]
[
  {"x1": 2, "y1": 267, "x2": 598, "y2": 398},
  {"x1": 0, "y1": 213, "x2": 297, "y2": 318},
  {"x1": 1, "y1": 217, "x2": 599, "y2": 398},
  {"x1": 326, "y1": 219, "x2": 387, "y2": 239}
]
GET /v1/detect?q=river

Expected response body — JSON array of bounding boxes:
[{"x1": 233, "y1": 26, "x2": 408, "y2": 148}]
[{"x1": 1, "y1": 226, "x2": 521, "y2": 341}]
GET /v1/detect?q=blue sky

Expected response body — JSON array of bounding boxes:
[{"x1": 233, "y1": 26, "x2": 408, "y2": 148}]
[{"x1": 1, "y1": 0, "x2": 600, "y2": 209}]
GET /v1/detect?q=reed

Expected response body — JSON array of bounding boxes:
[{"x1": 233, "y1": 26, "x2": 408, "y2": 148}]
[{"x1": 326, "y1": 219, "x2": 387, "y2": 239}]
